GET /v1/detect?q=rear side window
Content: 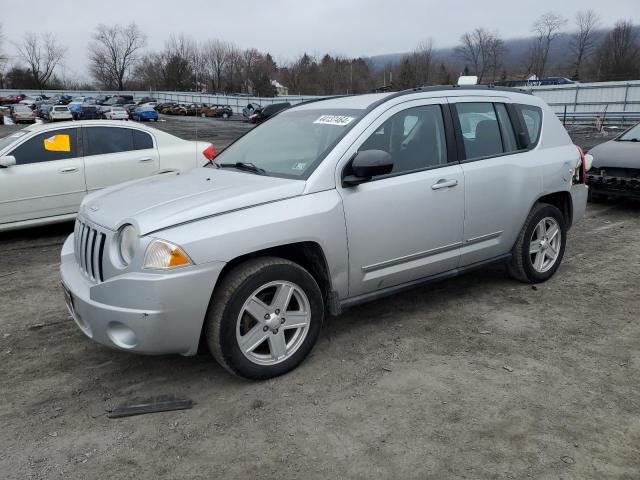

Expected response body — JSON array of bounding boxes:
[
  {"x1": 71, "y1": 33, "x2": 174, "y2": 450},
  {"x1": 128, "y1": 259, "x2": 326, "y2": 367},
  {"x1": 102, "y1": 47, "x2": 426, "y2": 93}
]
[
  {"x1": 515, "y1": 105, "x2": 543, "y2": 146},
  {"x1": 85, "y1": 127, "x2": 134, "y2": 156},
  {"x1": 9, "y1": 129, "x2": 78, "y2": 165},
  {"x1": 133, "y1": 130, "x2": 154, "y2": 150},
  {"x1": 455, "y1": 102, "x2": 503, "y2": 160},
  {"x1": 494, "y1": 103, "x2": 518, "y2": 153}
]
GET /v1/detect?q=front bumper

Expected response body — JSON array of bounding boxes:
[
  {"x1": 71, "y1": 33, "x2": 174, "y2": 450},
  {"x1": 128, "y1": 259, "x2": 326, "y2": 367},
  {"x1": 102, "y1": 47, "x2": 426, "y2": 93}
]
[
  {"x1": 587, "y1": 171, "x2": 640, "y2": 200},
  {"x1": 60, "y1": 234, "x2": 225, "y2": 356}
]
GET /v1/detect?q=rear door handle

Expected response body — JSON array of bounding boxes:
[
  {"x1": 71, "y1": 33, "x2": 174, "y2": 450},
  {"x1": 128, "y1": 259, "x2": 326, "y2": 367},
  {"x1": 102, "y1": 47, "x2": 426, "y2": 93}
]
[
  {"x1": 59, "y1": 167, "x2": 78, "y2": 174},
  {"x1": 431, "y1": 179, "x2": 458, "y2": 190},
  {"x1": 138, "y1": 157, "x2": 153, "y2": 163}
]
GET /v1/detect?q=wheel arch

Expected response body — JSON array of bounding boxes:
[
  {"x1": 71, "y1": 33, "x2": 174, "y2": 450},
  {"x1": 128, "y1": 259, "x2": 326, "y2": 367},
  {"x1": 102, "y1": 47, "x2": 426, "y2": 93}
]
[
  {"x1": 196, "y1": 241, "x2": 337, "y2": 353},
  {"x1": 215, "y1": 241, "x2": 336, "y2": 312},
  {"x1": 535, "y1": 191, "x2": 573, "y2": 228}
]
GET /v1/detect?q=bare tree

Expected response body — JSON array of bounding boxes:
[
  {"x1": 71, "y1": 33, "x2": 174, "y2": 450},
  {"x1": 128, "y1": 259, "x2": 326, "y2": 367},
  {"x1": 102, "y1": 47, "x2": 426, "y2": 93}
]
[
  {"x1": 15, "y1": 32, "x2": 67, "y2": 89},
  {"x1": 570, "y1": 10, "x2": 600, "y2": 80},
  {"x1": 455, "y1": 28, "x2": 502, "y2": 83},
  {"x1": 88, "y1": 23, "x2": 146, "y2": 90},
  {"x1": 241, "y1": 48, "x2": 261, "y2": 93},
  {"x1": 594, "y1": 20, "x2": 640, "y2": 81},
  {"x1": 529, "y1": 12, "x2": 567, "y2": 79},
  {"x1": 487, "y1": 36, "x2": 506, "y2": 82},
  {"x1": 0, "y1": 23, "x2": 6, "y2": 89},
  {"x1": 203, "y1": 39, "x2": 229, "y2": 92},
  {"x1": 413, "y1": 39, "x2": 434, "y2": 85}
]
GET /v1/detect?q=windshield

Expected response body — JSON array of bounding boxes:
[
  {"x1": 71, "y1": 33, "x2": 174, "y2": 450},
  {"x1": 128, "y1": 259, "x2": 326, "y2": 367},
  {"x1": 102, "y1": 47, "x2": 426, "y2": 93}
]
[
  {"x1": 215, "y1": 108, "x2": 365, "y2": 178},
  {"x1": 619, "y1": 123, "x2": 640, "y2": 141}
]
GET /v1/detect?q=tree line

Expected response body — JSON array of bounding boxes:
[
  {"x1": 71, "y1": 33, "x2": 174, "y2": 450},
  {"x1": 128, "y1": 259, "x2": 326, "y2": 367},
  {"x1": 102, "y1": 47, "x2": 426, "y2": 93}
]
[{"x1": 0, "y1": 11, "x2": 638, "y2": 96}]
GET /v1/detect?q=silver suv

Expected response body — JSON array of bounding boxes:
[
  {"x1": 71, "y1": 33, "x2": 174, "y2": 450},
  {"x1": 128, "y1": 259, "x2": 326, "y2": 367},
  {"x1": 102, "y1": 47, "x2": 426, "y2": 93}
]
[{"x1": 60, "y1": 87, "x2": 588, "y2": 379}]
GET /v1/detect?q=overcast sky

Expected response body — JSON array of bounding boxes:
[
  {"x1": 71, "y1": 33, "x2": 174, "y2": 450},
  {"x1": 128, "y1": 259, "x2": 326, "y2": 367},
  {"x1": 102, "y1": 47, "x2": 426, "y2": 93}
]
[{"x1": 2, "y1": 0, "x2": 639, "y2": 81}]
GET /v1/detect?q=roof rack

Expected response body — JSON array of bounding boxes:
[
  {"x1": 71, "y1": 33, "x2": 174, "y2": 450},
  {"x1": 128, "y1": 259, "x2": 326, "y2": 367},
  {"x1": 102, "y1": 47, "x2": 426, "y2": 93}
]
[{"x1": 366, "y1": 84, "x2": 532, "y2": 111}]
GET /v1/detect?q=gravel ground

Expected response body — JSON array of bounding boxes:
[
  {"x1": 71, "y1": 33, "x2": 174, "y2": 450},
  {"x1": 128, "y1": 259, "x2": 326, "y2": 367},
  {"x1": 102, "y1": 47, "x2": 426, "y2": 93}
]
[{"x1": 1, "y1": 119, "x2": 638, "y2": 479}]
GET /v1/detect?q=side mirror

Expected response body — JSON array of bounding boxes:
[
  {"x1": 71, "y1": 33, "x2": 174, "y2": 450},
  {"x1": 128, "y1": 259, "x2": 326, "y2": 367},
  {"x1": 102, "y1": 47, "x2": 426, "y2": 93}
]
[
  {"x1": 343, "y1": 150, "x2": 393, "y2": 187},
  {"x1": 0, "y1": 155, "x2": 16, "y2": 168}
]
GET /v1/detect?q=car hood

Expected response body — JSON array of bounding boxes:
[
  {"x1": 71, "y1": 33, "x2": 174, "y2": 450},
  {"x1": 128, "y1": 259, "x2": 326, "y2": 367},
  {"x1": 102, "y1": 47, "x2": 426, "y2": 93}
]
[
  {"x1": 81, "y1": 168, "x2": 306, "y2": 234},
  {"x1": 589, "y1": 139, "x2": 640, "y2": 169}
]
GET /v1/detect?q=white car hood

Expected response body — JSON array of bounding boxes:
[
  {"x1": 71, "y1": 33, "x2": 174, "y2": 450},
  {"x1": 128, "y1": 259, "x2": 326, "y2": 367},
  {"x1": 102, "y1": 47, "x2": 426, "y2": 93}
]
[{"x1": 80, "y1": 167, "x2": 306, "y2": 234}]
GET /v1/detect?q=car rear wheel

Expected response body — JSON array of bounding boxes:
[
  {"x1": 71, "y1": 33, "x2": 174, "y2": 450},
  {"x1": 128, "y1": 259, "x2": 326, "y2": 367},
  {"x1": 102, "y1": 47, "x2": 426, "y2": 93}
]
[
  {"x1": 222, "y1": 112, "x2": 229, "y2": 119},
  {"x1": 508, "y1": 203, "x2": 566, "y2": 283},
  {"x1": 205, "y1": 257, "x2": 324, "y2": 380}
]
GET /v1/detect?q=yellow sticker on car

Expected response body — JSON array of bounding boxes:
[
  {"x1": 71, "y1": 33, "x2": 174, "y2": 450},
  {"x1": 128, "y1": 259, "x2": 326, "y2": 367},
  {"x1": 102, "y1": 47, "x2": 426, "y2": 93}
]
[{"x1": 44, "y1": 134, "x2": 71, "y2": 152}]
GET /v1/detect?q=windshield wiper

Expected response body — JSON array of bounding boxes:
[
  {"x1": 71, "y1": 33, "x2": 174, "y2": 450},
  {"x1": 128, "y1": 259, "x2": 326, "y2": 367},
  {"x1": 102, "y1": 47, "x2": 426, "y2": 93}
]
[
  {"x1": 217, "y1": 162, "x2": 266, "y2": 175},
  {"x1": 619, "y1": 137, "x2": 639, "y2": 142}
]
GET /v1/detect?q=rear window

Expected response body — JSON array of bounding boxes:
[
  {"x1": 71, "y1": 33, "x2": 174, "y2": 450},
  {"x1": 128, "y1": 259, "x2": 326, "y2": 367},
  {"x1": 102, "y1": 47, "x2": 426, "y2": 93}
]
[
  {"x1": 515, "y1": 104, "x2": 543, "y2": 146},
  {"x1": 85, "y1": 127, "x2": 133, "y2": 156},
  {"x1": 54, "y1": 107, "x2": 68, "y2": 112}
]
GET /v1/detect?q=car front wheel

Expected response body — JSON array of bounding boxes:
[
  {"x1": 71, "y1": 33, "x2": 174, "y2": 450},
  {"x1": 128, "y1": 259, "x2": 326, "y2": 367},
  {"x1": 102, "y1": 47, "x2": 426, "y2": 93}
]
[
  {"x1": 508, "y1": 203, "x2": 566, "y2": 283},
  {"x1": 205, "y1": 257, "x2": 324, "y2": 380}
]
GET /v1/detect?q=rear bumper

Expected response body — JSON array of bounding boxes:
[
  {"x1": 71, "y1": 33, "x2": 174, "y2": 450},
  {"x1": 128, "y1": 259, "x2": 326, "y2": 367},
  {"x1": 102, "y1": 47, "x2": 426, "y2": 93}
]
[
  {"x1": 60, "y1": 234, "x2": 225, "y2": 356},
  {"x1": 570, "y1": 184, "x2": 588, "y2": 226},
  {"x1": 587, "y1": 172, "x2": 640, "y2": 199}
]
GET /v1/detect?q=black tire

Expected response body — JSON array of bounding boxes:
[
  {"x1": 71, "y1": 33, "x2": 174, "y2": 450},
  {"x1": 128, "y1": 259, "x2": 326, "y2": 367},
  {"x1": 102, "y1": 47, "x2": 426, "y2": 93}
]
[
  {"x1": 507, "y1": 203, "x2": 567, "y2": 284},
  {"x1": 222, "y1": 112, "x2": 229, "y2": 119},
  {"x1": 204, "y1": 257, "x2": 324, "y2": 380}
]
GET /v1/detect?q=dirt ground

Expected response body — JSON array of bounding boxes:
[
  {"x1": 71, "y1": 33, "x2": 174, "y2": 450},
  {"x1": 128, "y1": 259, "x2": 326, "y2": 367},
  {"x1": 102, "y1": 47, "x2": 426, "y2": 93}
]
[{"x1": 1, "y1": 119, "x2": 639, "y2": 479}]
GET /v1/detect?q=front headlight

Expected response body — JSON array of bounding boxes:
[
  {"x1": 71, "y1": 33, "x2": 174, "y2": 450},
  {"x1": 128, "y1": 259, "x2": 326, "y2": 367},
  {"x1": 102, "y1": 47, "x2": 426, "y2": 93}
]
[
  {"x1": 118, "y1": 224, "x2": 138, "y2": 266},
  {"x1": 143, "y1": 239, "x2": 192, "y2": 270}
]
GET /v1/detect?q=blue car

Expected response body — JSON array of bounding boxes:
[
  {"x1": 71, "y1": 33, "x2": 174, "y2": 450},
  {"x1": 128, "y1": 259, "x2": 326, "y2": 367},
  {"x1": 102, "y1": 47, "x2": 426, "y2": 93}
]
[{"x1": 132, "y1": 107, "x2": 159, "y2": 122}]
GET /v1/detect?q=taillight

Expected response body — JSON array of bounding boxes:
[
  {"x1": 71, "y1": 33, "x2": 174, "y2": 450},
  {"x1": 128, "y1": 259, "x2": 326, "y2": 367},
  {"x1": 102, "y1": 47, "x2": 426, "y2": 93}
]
[
  {"x1": 203, "y1": 144, "x2": 216, "y2": 161},
  {"x1": 574, "y1": 145, "x2": 587, "y2": 184}
]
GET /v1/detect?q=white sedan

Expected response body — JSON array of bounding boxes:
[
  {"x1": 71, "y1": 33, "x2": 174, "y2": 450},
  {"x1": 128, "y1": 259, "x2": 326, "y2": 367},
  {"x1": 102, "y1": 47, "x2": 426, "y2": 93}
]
[
  {"x1": 102, "y1": 106, "x2": 129, "y2": 120},
  {"x1": 0, "y1": 120, "x2": 215, "y2": 231}
]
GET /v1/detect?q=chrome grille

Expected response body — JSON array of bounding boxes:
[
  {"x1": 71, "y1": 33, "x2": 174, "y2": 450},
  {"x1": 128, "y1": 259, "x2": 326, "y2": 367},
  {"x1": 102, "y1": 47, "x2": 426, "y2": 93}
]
[{"x1": 74, "y1": 219, "x2": 106, "y2": 282}]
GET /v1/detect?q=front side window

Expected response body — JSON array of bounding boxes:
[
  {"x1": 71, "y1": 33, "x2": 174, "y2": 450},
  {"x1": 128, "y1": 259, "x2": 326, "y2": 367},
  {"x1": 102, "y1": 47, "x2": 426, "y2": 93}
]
[
  {"x1": 9, "y1": 129, "x2": 77, "y2": 165},
  {"x1": 85, "y1": 127, "x2": 134, "y2": 156},
  {"x1": 455, "y1": 102, "x2": 503, "y2": 160},
  {"x1": 214, "y1": 108, "x2": 365, "y2": 178},
  {"x1": 359, "y1": 104, "x2": 448, "y2": 175}
]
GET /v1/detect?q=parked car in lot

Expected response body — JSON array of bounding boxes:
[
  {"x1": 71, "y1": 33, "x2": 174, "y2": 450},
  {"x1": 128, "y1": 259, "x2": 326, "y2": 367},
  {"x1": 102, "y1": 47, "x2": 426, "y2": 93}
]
[
  {"x1": 0, "y1": 120, "x2": 215, "y2": 231},
  {"x1": 586, "y1": 121, "x2": 640, "y2": 200},
  {"x1": 11, "y1": 104, "x2": 36, "y2": 123},
  {"x1": 159, "y1": 103, "x2": 178, "y2": 114},
  {"x1": 0, "y1": 94, "x2": 25, "y2": 105},
  {"x1": 101, "y1": 106, "x2": 129, "y2": 120},
  {"x1": 77, "y1": 105, "x2": 101, "y2": 120},
  {"x1": 132, "y1": 106, "x2": 159, "y2": 122},
  {"x1": 37, "y1": 103, "x2": 53, "y2": 120},
  {"x1": 59, "y1": 86, "x2": 588, "y2": 380},
  {"x1": 48, "y1": 105, "x2": 73, "y2": 122},
  {"x1": 248, "y1": 102, "x2": 291, "y2": 124},
  {"x1": 203, "y1": 104, "x2": 233, "y2": 118},
  {"x1": 137, "y1": 97, "x2": 157, "y2": 105},
  {"x1": 242, "y1": 102, "x2": 261, "y2": 121}
]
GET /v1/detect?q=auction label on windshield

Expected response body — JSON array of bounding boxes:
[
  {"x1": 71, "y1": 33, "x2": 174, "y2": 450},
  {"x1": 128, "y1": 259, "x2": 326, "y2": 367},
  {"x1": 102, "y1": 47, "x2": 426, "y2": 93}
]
[{"x1": 314, "y1": 115, "x2": 355, "y2": 126}]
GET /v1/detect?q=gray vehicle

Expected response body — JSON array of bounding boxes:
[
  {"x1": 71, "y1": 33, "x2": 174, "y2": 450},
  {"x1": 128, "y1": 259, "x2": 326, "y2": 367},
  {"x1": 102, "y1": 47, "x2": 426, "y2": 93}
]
[
  {"x1": 586, "y1": 122, "x2": 640, "y2": 200},
  {"x1": 60, "y1": 86, "x2": 588, "y2": 379}
]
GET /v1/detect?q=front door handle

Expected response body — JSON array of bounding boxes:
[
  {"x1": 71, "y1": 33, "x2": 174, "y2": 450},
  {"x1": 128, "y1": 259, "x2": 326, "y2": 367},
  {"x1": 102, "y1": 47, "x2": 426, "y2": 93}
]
[
  {"x1": 138, "y1": 157, "x2": 153, "y2": 163},
  {"x1": 431, "y1": 178, "x2": 458, "y2": 190},
  {"x1": 59, "y1": 167, "x2": 78, "y2": 174}
]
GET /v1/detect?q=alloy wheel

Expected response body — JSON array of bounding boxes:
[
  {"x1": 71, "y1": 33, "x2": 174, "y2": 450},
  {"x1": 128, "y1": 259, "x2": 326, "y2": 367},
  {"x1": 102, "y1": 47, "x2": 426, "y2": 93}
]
[
  {"x1": 529, "y1": 216, "x2": 561, "y2": 273},
  {"x1": 236, "y1": 281, "x2": 311, "y2": 365}
]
